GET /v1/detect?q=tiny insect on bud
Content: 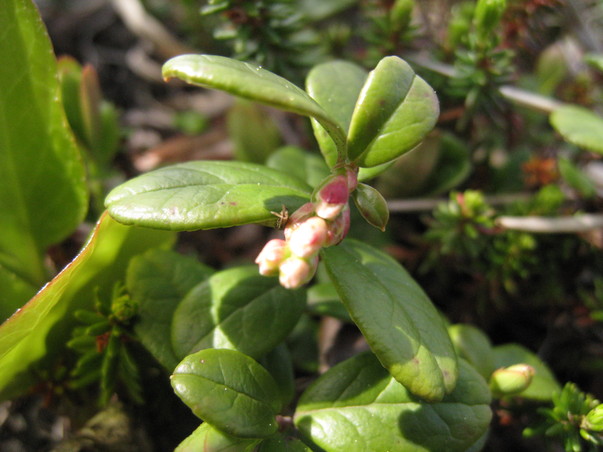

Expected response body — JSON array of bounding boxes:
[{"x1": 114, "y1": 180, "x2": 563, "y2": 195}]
[
  {"x1": 315, "y1": 175, "x2": 349, "y2": 220},
  {"x1": 279, "y1": 255, "x2": 318, "y2": 289},
  {"x1": 255, "y1": 239, "x2": 288, "y2": 276},
  {"x1": 288, "y1": 216, "x2": 328, "y2": 258}
]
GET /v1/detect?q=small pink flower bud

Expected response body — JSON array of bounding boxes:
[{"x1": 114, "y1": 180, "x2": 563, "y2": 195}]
[
  {"x1": 279, "y1": 255, "x2": 318, "y2": 289},
  {"x1": 255, "y1": 239, "x2": 288, "y2": 276},
  {"x1": 284, "y1": 202, "x2": 315, "y2": 240},
  {"x1": 315, "y1": 175, "x2": 349, "y2": 220},
  {"x1": 288, "y1": 216, "x2": 328, "y2": 258},
  {"x1": 325, "y1": 204, "x2": 351, "y2": 246},
  {"x1": 346, "y1": 166, "x2": 359, "y2": 193}
]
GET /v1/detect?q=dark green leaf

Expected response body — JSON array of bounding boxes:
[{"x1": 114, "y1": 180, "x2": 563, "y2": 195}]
[
  {"x1": 352, "y1": 183, "x2": 389, "y2": 231},
  {"x1": 550, "y1": 105, "x2": 603, "y2": 154},
  {"x1": 105, "y1": 161, "x2": 311, "y2": 230},
  {"x1": 0, "y1": 213, "x2": 174, "y2": 400},
  {"x1": 266, "y1": 146, "x2": 330, "y2": 188},
  {"x1": 306, "y1": 60, "x2": 367, "y2": 166},
  {"x1": 306, "y1": 282, "x2": 351, "y2": 321},
  {"x1": 171, "y1": 266, "x2": 306, "y2": 360},
  {"x1": 347, "y1": 56, "x2": 439, "y2": 167},
  {"x1": 163, "y1": 54, "x2": 346, "y2": 157},
  {"x1": 257, "y1": 435, "x2": 313, "y2": 451},
  {"x1": 0, "y1": 0, "x2": 88, "y2": 319},
  {"x1": 492, "y1": 344, "x2": 560, "y2": 401},
  {"x1": 295, "y1": 353, "x2": 491, "y2": 451},
  {"x1": 171, "y1": 348, "x2": 281, "y2": 438},
  {"x1": 448, "y1": 324, "x2": 495, "y2": 380},
  {"x1": 175, "y1": 423, "x2": 261, "y2": 452},
  {"x1": 322, "y1": 239, "x2": 457, "y2": 401},
  {"x1": 128, "y1": 249, "x2": 214, "y2": 371},
  {"x1": 260, "y1": 344, "x2": 296, "y2": 409}
]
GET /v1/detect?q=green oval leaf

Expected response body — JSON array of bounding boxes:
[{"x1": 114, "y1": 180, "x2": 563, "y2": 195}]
[
  {"x1": 294, "y1": 353, "x2": 491, "y2": 452},
  {"x1": 105, "y1": 161, "x2": 311, "y2": 230},
  {"x1": 0, "y1": 212, "x2": 174, "y2": 401},
  {"x1": 163, "y1": 54, "x2": 346, "y2": 158},
  {"x1": 266, "y1": 146, "x2": 330, "y2": 189},
  {"x1": 0, "y1": 0, "x2": 88, "y2": 318},
  {"x1": 352, "y1": 183, "x2": 390, "y2": 231},
  {"x1": 347, "y1": 56, "x2": 439, "y2": 167},
  {"x1": 176, "y1": 422, "x2": 261, "y2": 452},
  {"x1": 171, "y1": 266, "x2": 306, "y2": 360},
  {"x1": 492, "y1": 344, "x2": 560, "y2": 401},
  {"x1": 127, "y1": 249, "x2": 214, "y2": 371},
  {"x1": 171, "y1": 348, "x2": 281, "y2": 438},
  {"x1": 306, "y1": 60, "x2": 368, "y2": 166},
  {"x1": 550, "y1": 105, "x2": 603, "y2": 155},
  {"x1": 322, "y1": 239, "x2": 457, "y2": 401},
  {"x1": 448, "y1": 324, "x2": 495, "y2": 380}
]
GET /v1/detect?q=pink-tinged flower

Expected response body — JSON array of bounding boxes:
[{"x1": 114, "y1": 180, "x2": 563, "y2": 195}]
[
  {"x1": 284, "y1": 202, "x2": 315, "y2": 240},
  {"x1": 255, "y1": 239, "x2": 288, "y2": 276},
  {"x1": 288, "y1": 216, "x2": 328, "y2": 258},
  {"x1": 325, "y1": 204, "x2": 351, "y2": 246},
  {"x1": 279, "y1": 255, "x2": 318, "y2": 289},
  {"x1": 315, "y1": 175, "x2": 349, "y2": 220},
  {"x1": 346, "y1": 166, "x2": 359, "y2": 193}
]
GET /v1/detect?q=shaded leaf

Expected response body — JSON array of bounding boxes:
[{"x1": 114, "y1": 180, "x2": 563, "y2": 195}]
[
  {"x1": 171, "y1": 348, "x2": 281, "y2": 438},
  {"x1": 0, "y1": 0, "x2": 88, "y2": 319},
  {"x1": 295, "y1": 353, "x2": 491, "y2": 451},
  {"x1": 175, "y1": 422, "x2": 260, "y2": 452},
  {"x1": 0, "y1": 212, "x2": 174, "y2": 400},
  {"x1": 550, "y1": 105, "x2": 603, "y2": 155},
  {"x1": 352, "y1": 183, "x2": 389, "y2": 231},
  {"x1": 306, "y1": 282, "x2": 351, "y2": 321},
  {"x1": 260, "y1": 344, "x2": 296, "y2": 409},
  {"x1": 163, "y1": 54, "x2": 346, "y2": 157},
  {"x1": 448, "y1": 323, "x2": 495, "y2": 380},
  {"x1": 322, "y1": 239, "x2": 457, "y2": 401},
  {"x1": 127, "y1": 249, "x2": 214, "y2": 371},
  {"x1": 266, "y1": 146, "x2": 330, "y2": 188},
  {"x1": 105, "y1": 161, "x2": 311, "y2": 230},
  {"x1": 171, "y1": 266, "x2": 306, "y2": 360},
  {"x1": 347, "y1": 56, "x2": 439, "y2": 167},
  {"x1": 306, "y1": 60, "x2": 367, "y2": 166}
]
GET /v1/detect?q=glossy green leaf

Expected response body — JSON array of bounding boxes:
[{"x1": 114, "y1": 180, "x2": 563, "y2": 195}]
[
  {"x1": 266, "y1": 146, "x2": 330, "y2": 189},
  {"x1": 295, "y1": 353, "x2": 491, "y2": 452},
  {"x1": 227, "y1": 100, "x2": 282, "y2": 164},
  {"x1": 492, "y1": 344, "x2": 560, "y2": 401},
  {"x1": 105, "y1": 161, "x2": 311, "y2": 230},
  {"x1": 352, "y1": 183, "x2": 390, "y2": 231},
  {"x1": 550, "y1": 105, "x2": 603, "y2": 154},
  {"x1": 176, "y1": 423, "x2": 261, "y2": 452},
  {"x1": 163, "y1": 54, "x2": 346, "y2": 157},
  {"x1": 127, "y1": 249, "x2": 214, "y2": 371},
  {"x1": 306, "y1": 60, "x2": 367, "y2": 166},
  {"x1": 171, "y1": 348, "x2": 281, "y2": 438},
  {"x1": 322, "y1": 239, "x2": 457, "y2": 401},
  {"x1": 0, "y1": 212, "x2": 174, "y2": 400},
  {"x1": 171, "y1": 266, "x2": 306, "y2": 359},
  {"x1": 0, "y1": 0, "x2": 88, "y2": 319},
  {"x1": 448, "y1": 323, "x2": 495, "y2": 380},
  {"x1": 347, "y1": 56, "x2": 439, "y2": 167}
]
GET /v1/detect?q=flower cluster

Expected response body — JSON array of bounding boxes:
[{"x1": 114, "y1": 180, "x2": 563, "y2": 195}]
[{"x1": 255, "y1": 172, "x2": 356, "y2": 289}]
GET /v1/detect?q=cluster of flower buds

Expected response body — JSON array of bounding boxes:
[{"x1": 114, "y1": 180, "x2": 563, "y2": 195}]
[{"x1": 255, "y1": 170, "x2": 357, "y2": 289}]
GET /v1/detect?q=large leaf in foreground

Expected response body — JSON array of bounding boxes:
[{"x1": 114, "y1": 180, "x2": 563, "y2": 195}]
[
  {"x1": 322, "y1": 239, "x2": 457, "y2": 401},
  {"x1": 295, "y1": 353, "x2": 491, "y2": 452},
  {"x1": 163, "y1": 54, "x2": 346, "y2": 156},
  {"x1": 0, "y1": 0, "x2": 88, "y2": 319},
  {"x1": 347, "y1": 56, "x2": 439, "y2": 167},
  {"x1": 171, "y1": 266, "x2": 305, "y2": 360},
  {"x1": 306, "y1": 60, "x2": 367, "y2": 166},
  {"x1": 0, "y1": 212, "x2": 174, "y2": 400},
  {"x1": 127, "y1": 249, "x2": 214, "y2": 371},
  {"x1": 105, "y1": 161, "x2": 311, "y2": 230},
  {"x1": 171, "y1": 348, "x2": 281, "y2": 438}
]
